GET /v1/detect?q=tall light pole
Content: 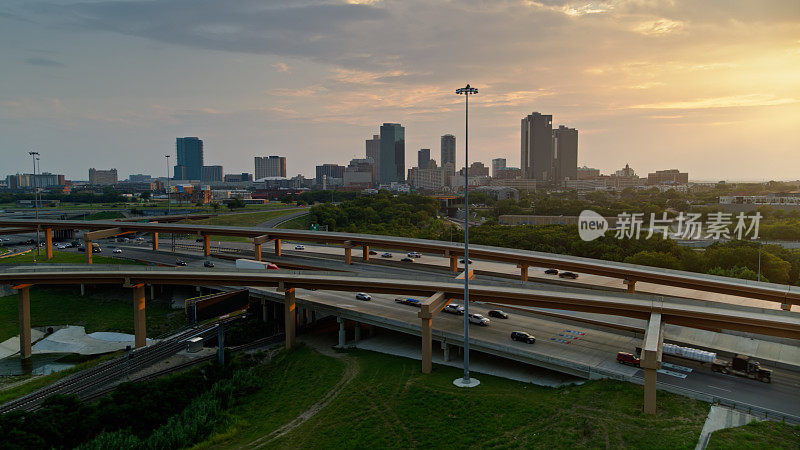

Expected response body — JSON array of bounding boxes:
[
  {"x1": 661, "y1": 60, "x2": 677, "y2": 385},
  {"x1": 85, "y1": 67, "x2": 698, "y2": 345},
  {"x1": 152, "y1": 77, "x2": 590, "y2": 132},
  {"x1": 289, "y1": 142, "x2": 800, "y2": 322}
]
[
  {"x1": 166, "y1": 154, "x2": 175, "y2": 251},
  {"x1": 454, "y1": 83, "x2": 478, "y2": 388},
  {"x1": 28, "y1": 151, "x2": 40, "y2": 259}
]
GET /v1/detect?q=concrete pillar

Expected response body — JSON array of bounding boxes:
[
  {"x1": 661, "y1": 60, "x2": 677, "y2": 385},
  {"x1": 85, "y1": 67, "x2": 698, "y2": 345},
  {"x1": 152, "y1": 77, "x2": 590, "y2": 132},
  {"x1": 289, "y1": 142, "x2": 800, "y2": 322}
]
[
  {"x1": 45, "y1": 228, "x2": 53, "y2": 260},
  {"x1": 85, "y1": 240, "x2": 93, "y2": 264},
  {"x1": 518, "y1": 263, "x2": 529, "y2": 281},
  {"x1": 150, "y1": 284, "x2": 155, "y2": 299},
  {"x1": 254, "y1": 243, "x2": 262, "y2": 261},
  {"x1": 421, "y1": 318, "x2": 432, "y2": 374},
  {"x1": 442, "y1": 341, "x2": 450, "y2": 362},
  {"x1": 217, "y1": 322, "x2": 225, "y2": 365},
  {"x1": 132, "y1": 284, "x2": 146, "y2": 349},
  {"x1": 643, "y1": 368, "x2": 657, "y2": 414},
  {"x1": 368, "y1": 324, "x2": 375, "y2": 337},
  {"x1": 203, "y1": 235, "x2": 211, "y2": 256},
  {"x1": 274, "y1": 239, "x2": 282, "y2": 257},
  {"x1": 17, "y1": 285, "x2": 32, "y2": 359},
  {"x1": 449, "y1": 255, "x2": 458, "y2": 273},
  {"x1": 337, "y1": 317, "x2": 346, "y2": 348},
  {"x1": 152, "y1": 232, "x2": 159, "y2": 251},
  {"x1": 362, "y1": 245, "x2": 370, "y2": 261},
  {"x1": 284, "y1": 288, "x2": 296, "y2": 349},
  {"x1": 354, "y1": 322, "x2": 361, "y2": 342},
  {"x1": 80, "y1": 284, "x2": 85, "y2": 296},
  {"x1": 626, "y1": 280, "x2": 637, "y2": 294},
  {"x1": 345, "y1": 247, "x2": 352, "y2": 265},
  {"x1": 261, "y1": 299, "x2": 268, "y2": 322}
]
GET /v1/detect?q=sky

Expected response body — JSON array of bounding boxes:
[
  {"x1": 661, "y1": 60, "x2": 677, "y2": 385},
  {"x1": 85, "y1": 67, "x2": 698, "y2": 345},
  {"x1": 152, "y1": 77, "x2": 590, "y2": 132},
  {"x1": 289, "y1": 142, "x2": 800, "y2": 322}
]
[{"x1": 1, "y1": 0, "x2": 799, "y2": 182}]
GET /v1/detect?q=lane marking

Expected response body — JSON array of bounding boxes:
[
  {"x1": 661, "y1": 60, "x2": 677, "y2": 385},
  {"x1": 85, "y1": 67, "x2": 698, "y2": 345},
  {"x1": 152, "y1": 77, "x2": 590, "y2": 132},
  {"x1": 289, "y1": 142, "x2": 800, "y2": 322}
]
[
  {"x1": 657, "y1": 369, "x2": 688, "y2": 379},
  {"x1": 708, "y1": 386, "x2": 731, "y2": 392},
  {"x1": 662, "y1": 362, "x2": 693, "y2": 373}
]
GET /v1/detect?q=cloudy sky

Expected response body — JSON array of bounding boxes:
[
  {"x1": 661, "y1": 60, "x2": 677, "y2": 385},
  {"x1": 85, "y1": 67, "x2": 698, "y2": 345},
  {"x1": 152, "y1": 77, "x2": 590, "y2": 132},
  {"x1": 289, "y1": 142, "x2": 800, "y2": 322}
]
[{"x1": 1, "y1": 0, "x2": 799, "y2": 181}]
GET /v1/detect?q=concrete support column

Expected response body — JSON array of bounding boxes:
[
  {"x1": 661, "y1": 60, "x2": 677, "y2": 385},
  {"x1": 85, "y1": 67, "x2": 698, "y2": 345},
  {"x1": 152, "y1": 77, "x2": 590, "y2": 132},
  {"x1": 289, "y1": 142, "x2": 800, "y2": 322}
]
[
  {"x1": 643, "y1": 368, "x2": 657, "y2": 414},
  {"x1": 80, "y1": 284, "x2": 85, "y2": 296},
  {"x1": 152, "y1": 232, "x2": 159, "y2": 251},
  {"x1": 345, "y1": 247, "x2": 352, "y2": 265},
  {"x1": 85, "y1": 240, "x2": 93, "y2": 264},
  {"x1": 284, "y1": 288, "x2": 296, "y2": 350},
  {"x1": 274, "y1": 239, "x2": 282, "y2": 257},
  {"x1": 150, "y1": 284, "x2": 155, "y2": 299},
  {"x1": 626, "y1": 280, "x2": 637, "y2": 293},
  {"x1": 354, "y1": 322, "x2": 361, "y2": 343},
  {"x1": 442, "y1": 341, "x2": 450, "y2": 362},
  {"x1": 421, "y1": 318, "x2": 432, "y2": 374},
  {"x1": 203, "y1": 235, "x2": 211, "y2": 256},
  {"x1": 132, "y1": 284, "x2": 146, "y2": 349},
  {"x1": 254, "y1": 243, "x2": 262, "y2": 261},
  {"x1": 337, "y1": 317, "x2": 346, "y2": 348},
  {"x1": 261, "y1": 299, "x2": 268, "y2": 322},
  {"x1": 449, "y1": 255, "x2": 458, "y2": 273},
  {"x1": 17, "y1": 285, "x2": 32, "y2": 359},
  {"x1": 45, "y1": 228, "x2": 53, "y2": 260},
  {"x1": 518, "y1": 263, "x2": 529, "y2": 281},
  {"x1": 362, "y1": 245, "x2": 370, "y2": 261}
]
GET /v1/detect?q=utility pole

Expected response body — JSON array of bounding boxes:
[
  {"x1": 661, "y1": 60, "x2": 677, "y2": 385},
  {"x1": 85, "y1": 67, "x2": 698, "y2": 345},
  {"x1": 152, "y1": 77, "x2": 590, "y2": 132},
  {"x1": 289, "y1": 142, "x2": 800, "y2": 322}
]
[{"x1": 28, "y1": 151, "x2": 40, "y2": 259}]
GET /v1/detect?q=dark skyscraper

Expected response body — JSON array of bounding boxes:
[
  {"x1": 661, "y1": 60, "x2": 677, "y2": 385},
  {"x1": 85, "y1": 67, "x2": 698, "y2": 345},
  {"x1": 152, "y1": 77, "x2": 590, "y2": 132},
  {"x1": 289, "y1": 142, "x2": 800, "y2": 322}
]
[
  {"x1": 365, "y1": 134, "x2": 381, "y2": 179},
  {"x1": 553, "y1": 125, "x2": 578, "y2": 181},
  {"x1": 174, "y1": 137, "x2": 204, "y2": 180},
  {"x1": 441, "y1": 134, "x2": 455, "y2": 167},
  {"x1": 418, "y1": 148, "x2": 430, "y2": 169},
  {"x1": 520, "y1": 113, "x2": 553, "y2": 181},
  {"x1": 379, "y1": 123, "x2": 405, "y2": 184}
]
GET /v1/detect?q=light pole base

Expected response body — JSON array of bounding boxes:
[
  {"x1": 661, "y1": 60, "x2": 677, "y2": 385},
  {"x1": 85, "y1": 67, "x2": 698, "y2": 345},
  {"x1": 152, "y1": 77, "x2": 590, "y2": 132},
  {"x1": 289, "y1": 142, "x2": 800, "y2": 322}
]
[{"x1": 453, "y1": 377, "x2": 480, "y2": 388}]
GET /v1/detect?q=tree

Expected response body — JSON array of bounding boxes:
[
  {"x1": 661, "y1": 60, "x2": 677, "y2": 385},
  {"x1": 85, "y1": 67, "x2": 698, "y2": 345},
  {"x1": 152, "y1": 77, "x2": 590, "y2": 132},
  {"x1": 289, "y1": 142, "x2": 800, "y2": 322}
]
[
  {"x1": 227, "y1": 198, "x2": 246, "y2": 210},
  {"x1": 211, "y1": 202, "x2": 220, "y2": 212}
]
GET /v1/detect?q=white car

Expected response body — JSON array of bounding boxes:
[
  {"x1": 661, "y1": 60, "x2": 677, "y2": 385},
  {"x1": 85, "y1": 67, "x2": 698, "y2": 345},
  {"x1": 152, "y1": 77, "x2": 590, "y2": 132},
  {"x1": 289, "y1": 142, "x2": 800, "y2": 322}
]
[
  {"x1": 443, "y1": 303, "x2": 465, "y2": 315},
  {"x1": 468, "y1": 313, "x2": 490, "y2": 326},
  {"x1": 407, "y1": 251, "x2": 421, "y2": 258},
  {"x1": 295, "y1": 245, "x2": 305, "y2": 250},
  {"x1": 57, "y1": 244, "x2": 66, "y2": 249},
  {"x1": 113, "y1": 248, "x2": 123, "y2": 254},
  {"x1": 355, "y1": 292, "x2": 372, "y2": 301}
]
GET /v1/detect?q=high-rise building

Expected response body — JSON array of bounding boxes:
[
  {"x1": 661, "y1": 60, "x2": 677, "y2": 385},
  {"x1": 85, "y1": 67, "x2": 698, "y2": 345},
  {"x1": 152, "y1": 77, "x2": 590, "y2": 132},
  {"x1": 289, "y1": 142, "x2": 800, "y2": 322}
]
[
  {"x1": 521, "y1": 112, "x2": 553, "y2": 182},
  {"x1": 224, "y1": 173, "x2": 253, "y2": 182},
  {"x1": 254, "y1": 156, "x2": 287, "y2": 179},
  {"x1": 553, "y1": 125, "x2": 578, "y2": 181},
  {"x1": 647, "y1": 169, "x2": 688, "y2": 185},
  {"x1": 379, "y1": 123, "x2": 405, "y2": 184},
  {"x1": 441, "y1": 134, "x2": 456, "y2": 167},
  {"x1": 315, "y1": 164, "x2": 345, "y2": 187},
  {"x1": 88, "y1": 168, "x2": 118, "y2": 185},
  {"x1": 201, "y1": 165, "x2": 223, "y2": 182},
  {"x1": 7, "y1": 173, "x2": 66, "y2": 189},
  {"x1": 174, "y1": 137, "x2": 204, "y2": 180},
  {"x1": 343, "y1": 158, "x2": 375, "y2": 187},
  {"x1": 491, "y1": 158, "x2": 507, "y2": 177},
  {"x1": 577, "y1": 166, "x2": 601, "y2": 179},
  {"x1": 418, "y1": 149, "x2": 431, "y2": 169},
  {"x1": 128, "y1": 174, "x2": 152, "y2": 182},
  {"x1": 366, "y1": 134, "x2": 381, "y2": 181}
]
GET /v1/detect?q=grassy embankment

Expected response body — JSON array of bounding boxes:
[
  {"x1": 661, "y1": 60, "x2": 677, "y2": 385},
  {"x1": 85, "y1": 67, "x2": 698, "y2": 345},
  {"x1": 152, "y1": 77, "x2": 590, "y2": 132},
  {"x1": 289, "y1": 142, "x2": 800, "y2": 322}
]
[
  {"x1": 0, "y1": 286, "x2": 185, "y2": 342},
  {"x1": 181, "y1": 209, "x2": 302, "y2": 242},
  {"x1": 0, "y1": 250, "x2": 142, "y2": 265},
  {"x1": 82, "y1": 210, "x2": 125, "y2": 220},
  {"x1": 275, "y1": 213, "x2": 312, "y2": 230},
  {"x1": 706, "y1": 420, "x2": 800, "y2": 449},
  {"x1": 198, "y1": 348, "x2": 709, "y2": 449}
]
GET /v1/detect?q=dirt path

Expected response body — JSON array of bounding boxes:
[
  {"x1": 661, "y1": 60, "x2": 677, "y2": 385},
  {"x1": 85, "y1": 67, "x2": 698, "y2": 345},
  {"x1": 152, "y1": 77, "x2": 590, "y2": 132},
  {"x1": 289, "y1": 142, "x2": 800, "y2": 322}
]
[{"x1": 242, "y1": 339, "x2": 358, "y2": 449}]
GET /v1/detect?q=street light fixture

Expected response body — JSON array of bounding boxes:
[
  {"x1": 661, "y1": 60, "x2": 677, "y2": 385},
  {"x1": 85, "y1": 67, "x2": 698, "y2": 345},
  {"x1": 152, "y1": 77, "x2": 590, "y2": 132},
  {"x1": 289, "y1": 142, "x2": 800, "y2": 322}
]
[
  {"x1": 28, "y1": 151, "x2": 40, "y2": 259},
  {"x1": 454, "y1": 83, "x2": 479, "y2": 388}
]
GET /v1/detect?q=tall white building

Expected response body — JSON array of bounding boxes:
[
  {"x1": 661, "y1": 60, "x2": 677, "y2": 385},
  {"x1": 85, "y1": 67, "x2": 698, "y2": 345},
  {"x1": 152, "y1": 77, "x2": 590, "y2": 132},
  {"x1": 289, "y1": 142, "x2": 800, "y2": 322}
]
[
  {"x1": 254, "y1": 156, "x2": 287, "y2": 179},
  {"x1": 491, "y1": 158, "x2": 506, "y2": 177}
]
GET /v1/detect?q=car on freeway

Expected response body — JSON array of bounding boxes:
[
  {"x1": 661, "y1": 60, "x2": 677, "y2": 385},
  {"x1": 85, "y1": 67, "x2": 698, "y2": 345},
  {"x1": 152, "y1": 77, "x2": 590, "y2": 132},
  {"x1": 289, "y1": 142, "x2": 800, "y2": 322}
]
[
  {"x1": 468, "y1": 313, "x2": 490, "y2": 326},
  {"x1": 369, "y1": 250, "x2": 378, "y2": 255},
  {"x1": 401, "y1": 257, "x2": 415, "y2": 262},
  {"x1": 381, "y1": 252, "x2": 393, "y2": 258},
  {"x1": 77, "y1": 246, "x2": 86, "y2": 252},
  {"x1": 459, "y1": 258, "x2": 473, "y2": 264},
  {"x1": 544, "y1": 268, "x2": 559, "y2": 275},
  {"x1": 510, "y1": 331, "x2": 536, "y2": 344},
  {"x1": 113, "y1": 248, "x2": 123, "y2": 254},
  {"x1": 559, "y1": 271, "x2": 579, "y2": 279},
  {"x1": 196, "y1": 238, "x2": 204, "y2": 243},
  {"x1": 488, "y1": 310, "x2": 508, "y2": 319},
  {"x1": 57, "y1": 244, "x2": 66, "y2": 249},
  {"x1": 616, "y1": 352, "x2": 640, "y2": 367},
  {"x1": 92, "y1": 247, "x2": 102, "y2": 253},
  {"x1": 266, "y1": 263, "x2": 280, "y2": 270},
  {"x1": 355, "y1": 292, "x2": 372, "y2": 301},
  {"x1": 443, "y1": 303, "x2": 465, "y2": 315},
  {"x1": 407, "y1": 251, "x2": 421, "y2": 258},
  {"x1": 176, "y1": 259, "x2": 188, "y2": 266},
  {"x1": 394, "y1": 297, "x2": 422, "y2": 307},
  {"x1": 204, "y1": 260, "x2": 215, "y2": 268},
  {"x1": 294, "y1": 245, "x2": 305, "y2": 250}
]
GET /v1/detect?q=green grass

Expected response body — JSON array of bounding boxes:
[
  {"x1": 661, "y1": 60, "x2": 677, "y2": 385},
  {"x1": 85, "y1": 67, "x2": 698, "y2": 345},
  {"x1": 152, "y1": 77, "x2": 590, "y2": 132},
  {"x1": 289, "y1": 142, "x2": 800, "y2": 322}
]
[
  {"x1": 706, "y1": 420, "x2": 800, "y2": 449},
  {"x1": 0, "y1": 352, "x2": 121, "y2": 404},
  {"x1": 276, "y1": 213, "x2": 312, "y2": 230},
  {"x1": 194, "y1": 345, "x2": 346, "y2": 449},
  {"x1": 83, "y1": 211, "x2": 125, "y2": 220},
  {"x1": 0, "y1": 286, "x2": 186, "y2": 342},
  {"x1": 183, "y1": 209, "x2": 301, "y2": 242},
  {"x1": 0, "y1": 250, "x2": 142, "y2": 265},
  {"x1": 196, "y1": 348, "x2": 709, "y2": 449}
]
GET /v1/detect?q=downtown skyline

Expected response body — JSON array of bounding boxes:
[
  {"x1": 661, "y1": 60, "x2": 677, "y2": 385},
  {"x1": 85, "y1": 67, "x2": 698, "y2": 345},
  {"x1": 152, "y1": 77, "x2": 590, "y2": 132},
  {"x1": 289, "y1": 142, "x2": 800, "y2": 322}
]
[{"x1": 1, "y1": 0, "x2": 799, "y2": 181}]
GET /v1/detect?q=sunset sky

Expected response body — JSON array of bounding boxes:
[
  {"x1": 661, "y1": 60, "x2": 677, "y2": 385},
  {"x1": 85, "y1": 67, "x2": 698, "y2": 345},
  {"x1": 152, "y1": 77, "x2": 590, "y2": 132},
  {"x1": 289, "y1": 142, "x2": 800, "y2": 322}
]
[{"x1": 1, "y1": 0, "x2": 799, "y2": 181}]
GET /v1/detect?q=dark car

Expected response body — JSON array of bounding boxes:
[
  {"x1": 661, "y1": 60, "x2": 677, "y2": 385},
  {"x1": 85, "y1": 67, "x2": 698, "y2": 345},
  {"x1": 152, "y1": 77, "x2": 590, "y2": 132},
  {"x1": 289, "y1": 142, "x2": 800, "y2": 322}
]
[
  {"x1": 77, "y1": 246, "x2": 86, "y2": 252},
  {"x1": 369, "y1": 250, "x2": 378, "y2": 255},
  {"x1": 488, "y1": 310, "x2": 509, "y2": 319},
  {"x1": 559, "y1": 271, "x2": 579, "y2": 279},
  {"x1": 381, "y1": 252, "x2": 393, "y2": 258},
  {"x1": 204, "y1": 260, "x2": 215, "y2": 268},
  {"x1": 176, "y1": 259, "x2": 188, "y2": 266},
  {"x1": 196, "y1": 238, "x2": 204, "y2": 243},
  {"x1": 459, "y1": 258, "x2": 473, "y2": 264},
  {"x1": 616, "y1": 352, "x2": 640, "y2": 367},
  {"x1": 401, "y1": 257, "x2": 415, "y2": 262},
  {"x1": 544, "y1": 268, "x2": 559, "y2": 275},
  {"x1": 394, "y1": 297, "x2": 421, "y2": 307},
  {"x1": 92, "y1": 247, "x2": 102, "y2": 253},
  {"x1": 510, "y1": 331, "x2": 536, "y2": 344}
]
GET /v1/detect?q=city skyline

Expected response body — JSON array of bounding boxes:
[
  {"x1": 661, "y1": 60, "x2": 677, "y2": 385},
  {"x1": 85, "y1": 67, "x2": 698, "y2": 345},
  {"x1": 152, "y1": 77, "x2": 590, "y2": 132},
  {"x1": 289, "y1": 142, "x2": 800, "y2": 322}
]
[{"x1": 1, "y1": 1, "x2": 798, "y2": 181}]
